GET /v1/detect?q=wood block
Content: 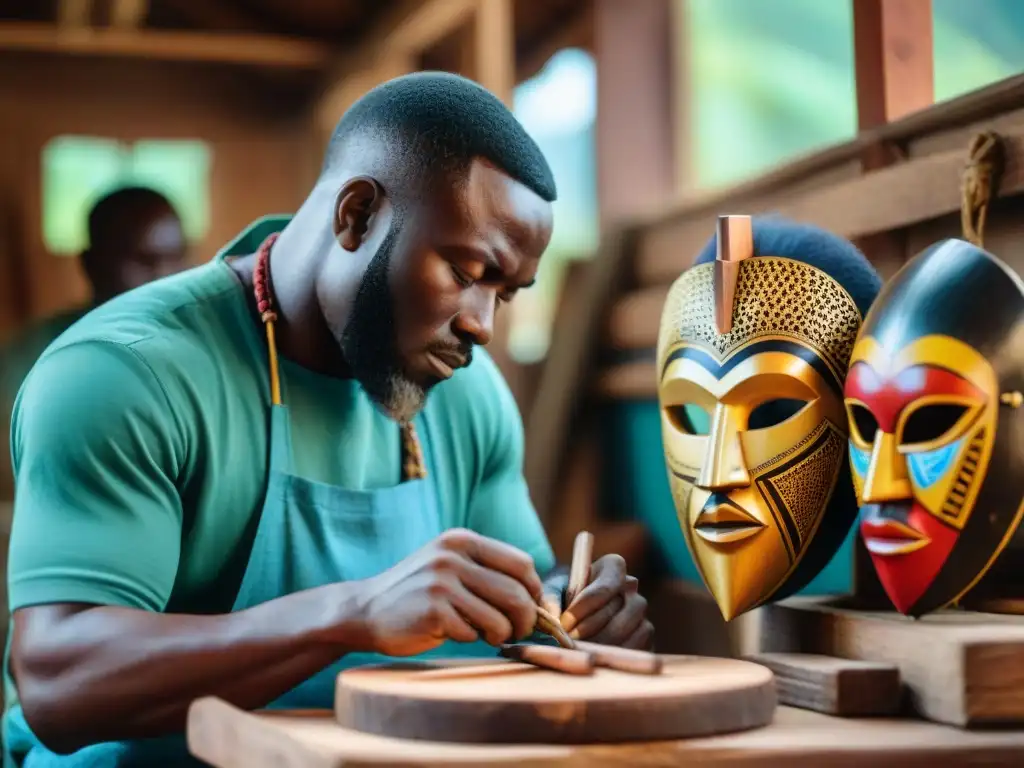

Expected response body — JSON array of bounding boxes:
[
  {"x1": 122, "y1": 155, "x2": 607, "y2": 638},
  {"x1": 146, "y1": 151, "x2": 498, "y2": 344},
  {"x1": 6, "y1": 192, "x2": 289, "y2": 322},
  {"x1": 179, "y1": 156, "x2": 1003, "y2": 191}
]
[
  {"x1": 759, "y1": 596, "x2": 1024, "y2": 726},
  {"x1": 333, "y1": 655, "x2": 776, "y2": 744},
  {"x1": 745, "y1": 653, "x2": 901, "y2": 717},
  {"x1": 187, "y1": 698, "x2": 1024, "y2": 768}
]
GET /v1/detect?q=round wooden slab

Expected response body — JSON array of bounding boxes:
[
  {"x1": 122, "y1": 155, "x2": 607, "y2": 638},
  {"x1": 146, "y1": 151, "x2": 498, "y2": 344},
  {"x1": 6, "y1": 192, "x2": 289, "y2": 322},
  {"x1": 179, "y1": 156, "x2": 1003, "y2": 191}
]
[{"x1": 335, "y1": 655, "x2": 777, "y2": 744}]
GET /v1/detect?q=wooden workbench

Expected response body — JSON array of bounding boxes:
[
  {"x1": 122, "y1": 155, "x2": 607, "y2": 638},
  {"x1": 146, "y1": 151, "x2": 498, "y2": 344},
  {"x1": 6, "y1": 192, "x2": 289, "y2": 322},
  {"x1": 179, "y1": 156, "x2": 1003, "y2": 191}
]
[{"x1": 187, "y1": 697, "x2": 1024, "y2": 767}]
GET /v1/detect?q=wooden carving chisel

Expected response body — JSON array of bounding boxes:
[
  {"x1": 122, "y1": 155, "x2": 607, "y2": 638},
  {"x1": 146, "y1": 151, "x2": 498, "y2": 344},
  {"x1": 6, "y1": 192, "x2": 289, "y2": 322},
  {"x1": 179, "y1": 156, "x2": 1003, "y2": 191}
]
[
  {"x1": 572, "y1": 640, "x2": 663, "y2": 675},
  {"x1": 565, "y1": 530, "x2": 594, "y2": 607},
  {"x1": 499, "y1": 644, "x2": 595, "y2": 675}
]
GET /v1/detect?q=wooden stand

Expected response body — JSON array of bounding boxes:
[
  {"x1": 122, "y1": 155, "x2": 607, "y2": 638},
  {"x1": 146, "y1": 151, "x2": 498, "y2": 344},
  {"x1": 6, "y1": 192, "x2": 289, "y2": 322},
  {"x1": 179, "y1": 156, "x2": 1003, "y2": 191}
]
[
  {"x1": 759, "y1": 596, "x2": 1024, "y2": 727},
  {"x1": 187, "y1": 698, "x2": 1024, "y2": 767}
]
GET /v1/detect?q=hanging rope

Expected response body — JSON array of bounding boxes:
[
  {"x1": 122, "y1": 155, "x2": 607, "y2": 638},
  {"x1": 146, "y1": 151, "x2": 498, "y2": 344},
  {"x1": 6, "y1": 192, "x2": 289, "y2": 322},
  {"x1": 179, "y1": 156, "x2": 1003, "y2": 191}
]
[{"x1": 960, "y1": 131, "x2": 1005, "y2": 248}]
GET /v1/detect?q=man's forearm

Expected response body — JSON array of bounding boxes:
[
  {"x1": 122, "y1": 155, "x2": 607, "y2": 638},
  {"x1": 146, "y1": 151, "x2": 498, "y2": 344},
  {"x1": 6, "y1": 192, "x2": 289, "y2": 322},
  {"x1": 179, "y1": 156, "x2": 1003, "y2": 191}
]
[{"x1": 11, "y1": 583, "x2": 366, "y2": 753}]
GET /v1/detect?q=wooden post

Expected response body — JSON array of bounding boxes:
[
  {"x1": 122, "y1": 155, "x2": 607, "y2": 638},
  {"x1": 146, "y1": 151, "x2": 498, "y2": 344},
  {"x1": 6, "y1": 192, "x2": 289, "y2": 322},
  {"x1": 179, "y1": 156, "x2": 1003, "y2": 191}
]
[
  {"x1": 465, "y1": 0, "x2": 515, "y2": 104},
  {"x1": 854, "y1": 0, "x2": 935, "y2": 137},
  {"x1": 850, "y1": 0, "x2": 935, "y2": 604},
  {"x1": 594, "y1": 0, "x2": 677, "y2": 228}
]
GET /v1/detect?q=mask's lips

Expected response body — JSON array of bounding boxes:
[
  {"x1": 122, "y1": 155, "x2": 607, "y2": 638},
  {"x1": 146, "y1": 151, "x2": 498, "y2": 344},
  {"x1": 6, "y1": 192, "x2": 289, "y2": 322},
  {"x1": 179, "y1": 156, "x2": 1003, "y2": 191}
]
[
  {"x1": 861, "y1": 504, "x2": 929, "y2": 556},
  {"x1": 694, "y1": 499, "x2": 764, "y2": 544}
]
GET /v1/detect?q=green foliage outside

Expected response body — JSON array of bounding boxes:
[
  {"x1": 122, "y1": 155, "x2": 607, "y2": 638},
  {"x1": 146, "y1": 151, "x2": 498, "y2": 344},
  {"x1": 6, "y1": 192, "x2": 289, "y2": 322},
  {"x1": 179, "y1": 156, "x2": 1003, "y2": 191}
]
[
  {"x1": 691, "y1": 0, "x2": 1024, "y2": 188},
  {"x1": 42, "y1": 137, "x2": 211, "y2": 256}
]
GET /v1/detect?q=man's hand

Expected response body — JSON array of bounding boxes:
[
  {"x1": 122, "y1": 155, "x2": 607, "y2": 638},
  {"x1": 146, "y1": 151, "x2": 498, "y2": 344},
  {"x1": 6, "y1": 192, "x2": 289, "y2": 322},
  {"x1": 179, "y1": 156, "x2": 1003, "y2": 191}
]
[
  {"x1": 354, "y1": 528, "x2": 544, "y2": 657},
  {"x1": 559, "y1": 555, "x2": 653, "y2": 649}
]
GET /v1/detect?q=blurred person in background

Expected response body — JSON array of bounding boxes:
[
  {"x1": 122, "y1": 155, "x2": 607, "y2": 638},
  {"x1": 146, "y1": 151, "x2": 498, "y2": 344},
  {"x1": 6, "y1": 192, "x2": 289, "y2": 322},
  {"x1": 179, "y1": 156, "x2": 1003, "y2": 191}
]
[{"x1": 0, "y1": 186, "x2": 188, "y2": 499}]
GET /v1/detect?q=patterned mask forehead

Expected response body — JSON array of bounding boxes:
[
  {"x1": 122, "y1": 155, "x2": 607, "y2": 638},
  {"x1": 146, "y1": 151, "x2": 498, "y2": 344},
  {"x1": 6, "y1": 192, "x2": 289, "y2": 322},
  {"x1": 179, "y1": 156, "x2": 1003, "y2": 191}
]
[{"x1": 657, "y1": 258, "x2": 862, "y2": 378}]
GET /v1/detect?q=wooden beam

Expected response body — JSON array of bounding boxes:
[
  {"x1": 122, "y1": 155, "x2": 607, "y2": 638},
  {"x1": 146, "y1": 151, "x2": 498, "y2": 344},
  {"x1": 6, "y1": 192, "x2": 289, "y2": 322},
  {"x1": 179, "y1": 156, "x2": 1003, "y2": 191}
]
[
  {"x1": 0, "y1": 22, "x2": 331, "y2": 69},
  {"x1": 315, "y1": 0, "x2": 478, "y2": 113},
  {"x1": 109, "y1": 0, "x2": 148, "y2": 29},
  {"x1": 631, "y1": 72, "x2": 1024, "y2": 235},
  {"x1": 160, "y1": 0, "x2": 266, "y2": 31},
  {"x1": 58, "y1": 0, "x2": 93, "y2": 29}
]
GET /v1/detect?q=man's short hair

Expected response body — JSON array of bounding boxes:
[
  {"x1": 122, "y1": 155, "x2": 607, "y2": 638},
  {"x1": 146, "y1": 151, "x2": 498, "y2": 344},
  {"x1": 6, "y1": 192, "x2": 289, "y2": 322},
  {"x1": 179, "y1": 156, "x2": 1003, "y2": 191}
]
[
  {"x1": 323, "y1": 71, "x2": 557, "y2": 204},
  {"x1": 88, "y1": 186, "x2": 176, "y2": 248}
]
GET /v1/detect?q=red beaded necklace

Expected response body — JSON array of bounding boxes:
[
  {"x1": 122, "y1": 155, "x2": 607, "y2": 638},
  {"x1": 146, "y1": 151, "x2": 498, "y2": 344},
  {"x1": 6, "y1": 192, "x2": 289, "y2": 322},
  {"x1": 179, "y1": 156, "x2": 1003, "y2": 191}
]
[{"x1": 252, "y1": 233, "x2": 427, "y2": 481}]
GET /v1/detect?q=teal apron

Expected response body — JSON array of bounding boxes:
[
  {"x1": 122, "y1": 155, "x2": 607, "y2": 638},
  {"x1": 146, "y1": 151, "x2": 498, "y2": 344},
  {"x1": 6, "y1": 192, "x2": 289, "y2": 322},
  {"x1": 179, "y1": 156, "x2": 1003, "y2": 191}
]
[{"x1": 6, "y1": 257, "x2": 502, "y2": 765}]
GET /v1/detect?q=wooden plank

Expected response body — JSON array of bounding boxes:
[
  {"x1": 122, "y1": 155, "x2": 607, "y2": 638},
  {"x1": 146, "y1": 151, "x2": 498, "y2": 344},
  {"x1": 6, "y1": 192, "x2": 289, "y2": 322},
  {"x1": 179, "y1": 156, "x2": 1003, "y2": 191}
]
[
  {"x1": 629, "y1": 73, "x2": 1024, "y2": 284},
  {"x1": 187, "y1": 698, "x2": 1024, "y2": 768},
  {"x1": 759, "y1": 596, "x2": 1024, "y2": 727},
  {"x1": 0, "y1": 22, "x2": 331, "y2": 69},
  {"x1": 746, "y1": 653, "x2": 902, "y2": 717},
  {"x1": 635, "y1": 131, "x2": 1024, "y2": 287},
  {"x1": 524, "y1": 228, "x2": 636, "y2": 523}
]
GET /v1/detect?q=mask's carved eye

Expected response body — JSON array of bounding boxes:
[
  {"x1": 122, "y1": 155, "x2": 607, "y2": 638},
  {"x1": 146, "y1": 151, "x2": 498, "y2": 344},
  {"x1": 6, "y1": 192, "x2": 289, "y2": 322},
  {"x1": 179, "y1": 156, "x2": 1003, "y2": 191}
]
[
  {"x1": 847, "y1": 403, "x2": 879, "y2": 445},
  {"x1": 748, "y1": 398, "x2": 809, "y2": 430},
  {"x1": 901, "y1": 403, "x2": 970, "y2": 448},
  {"x1": 665, "y1": 404, "x2": 711, "y2": 436}
]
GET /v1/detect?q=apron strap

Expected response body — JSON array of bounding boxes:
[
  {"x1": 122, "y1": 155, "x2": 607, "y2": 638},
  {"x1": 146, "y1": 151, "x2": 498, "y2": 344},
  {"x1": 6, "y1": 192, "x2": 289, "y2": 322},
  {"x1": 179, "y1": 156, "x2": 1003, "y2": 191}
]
[{"x1": 252, "y1": 233, "x2": 428, "y2": 481}]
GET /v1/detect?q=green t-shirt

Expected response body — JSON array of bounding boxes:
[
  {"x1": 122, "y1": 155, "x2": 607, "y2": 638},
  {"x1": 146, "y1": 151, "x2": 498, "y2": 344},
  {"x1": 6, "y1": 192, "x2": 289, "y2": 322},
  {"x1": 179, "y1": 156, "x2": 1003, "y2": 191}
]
[
  {"x1": 0, "y1": 306, "x2": 88, "y2": 499},
  {"x1": 7, "y1": 215, "x2": 554, "y2": 621}
]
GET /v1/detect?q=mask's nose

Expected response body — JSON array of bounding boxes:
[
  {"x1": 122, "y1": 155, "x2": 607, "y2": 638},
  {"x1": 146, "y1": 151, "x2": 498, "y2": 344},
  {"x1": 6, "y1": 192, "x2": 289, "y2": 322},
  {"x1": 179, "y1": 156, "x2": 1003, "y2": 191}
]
[
  {"x1": 861, "y1": 431, "x2": 913, "y2": 503},
  {"x1": 696, "y1": 404, "x2": 751, "y2": 490}
]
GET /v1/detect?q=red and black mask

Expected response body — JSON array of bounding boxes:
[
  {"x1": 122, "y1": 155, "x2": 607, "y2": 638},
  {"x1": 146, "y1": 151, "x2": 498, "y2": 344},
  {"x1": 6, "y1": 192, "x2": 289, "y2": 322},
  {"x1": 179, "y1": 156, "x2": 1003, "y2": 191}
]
[{"x1": 845, "y1": 239, "x2": 1024, "y2": 616}]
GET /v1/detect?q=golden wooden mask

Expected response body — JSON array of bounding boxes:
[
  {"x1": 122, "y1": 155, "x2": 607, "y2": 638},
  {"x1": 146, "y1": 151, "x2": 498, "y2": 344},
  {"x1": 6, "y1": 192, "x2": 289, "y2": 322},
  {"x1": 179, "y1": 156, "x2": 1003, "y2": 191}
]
[{"x1": 657, "y1": 215, "x2": 869, "y2": 620}]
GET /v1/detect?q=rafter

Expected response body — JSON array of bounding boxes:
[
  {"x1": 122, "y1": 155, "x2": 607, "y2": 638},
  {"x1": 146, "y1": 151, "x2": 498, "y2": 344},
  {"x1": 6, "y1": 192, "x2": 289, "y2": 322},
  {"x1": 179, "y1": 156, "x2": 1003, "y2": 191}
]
[
  {"x1": 315, "y1": 0, "x2": 478, "y2": 112},
  {"x1": 0, "y1": 22, "x2": 331, "y2": 69}
]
